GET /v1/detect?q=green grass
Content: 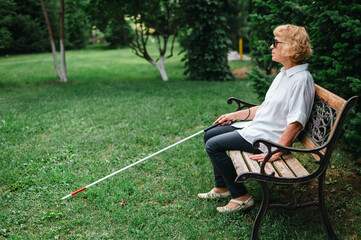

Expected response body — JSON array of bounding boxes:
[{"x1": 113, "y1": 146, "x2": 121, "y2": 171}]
[{"x1": 0, "y1": 43, "x2": 360, "y2": 239}]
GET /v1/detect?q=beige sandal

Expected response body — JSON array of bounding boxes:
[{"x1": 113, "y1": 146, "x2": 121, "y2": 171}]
[
  {"x1": 216, "y1": 196, "x2": 255, "y2": 213},
  {"x1": 197, "y1": 189, "x2": 230, "y2": 199}
]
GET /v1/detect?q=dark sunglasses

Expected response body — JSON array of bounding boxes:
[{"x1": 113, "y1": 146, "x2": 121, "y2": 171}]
[{"x1": 272, "y1": 40, "x2": 283, "y2": 48}]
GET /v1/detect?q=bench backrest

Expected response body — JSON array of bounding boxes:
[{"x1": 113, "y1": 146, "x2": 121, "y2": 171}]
[{"x1": 297, "y1": 84, "x2": 357, "y2": 160}]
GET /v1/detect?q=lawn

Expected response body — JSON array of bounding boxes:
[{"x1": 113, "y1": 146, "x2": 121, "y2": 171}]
[{"x1": 0, "y1": 43, "x2": 360, "y2": 239}]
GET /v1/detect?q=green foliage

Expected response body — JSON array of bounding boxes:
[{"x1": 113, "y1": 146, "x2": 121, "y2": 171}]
[
  {"x1": 88, "y1": 0, "x2": 179, "y2": 50},
  {"x1": 87, "y1": 0, "x2": 180, "y2": 81},
  {"x1": 247, "y1": 0, "x2": 361, "y2": 159},
  {"x1": 180, "y1": 0, "x2": 235, "y2": 81},
  {"x1": 224, "y1": 0, "x2": 243, "y2": 51},
  {"x1": 0, "y1": 0, "x2": 49, "y2": 54},
  {"x1": 104, "y1": 20, "x2": 134, "y2": 48},
  {"x1": 307, "y1": 1, "x2": 361, "y2": 158},
  {"x1": 0, "y1": 0, "x2": 90, "y2": 54},
  {"x1": 87, "y1": 0, "x2": 133, "y2": 48},
  {"x1": 64, "y1": 0, "x2": 90, "y2": 50},
  {"x1": 0, "y1": 0, "x2": 16, "y2": 49},
  {"x1": 235, "y1": 0, "x2": 251, "y2": 53},
  {"x1": 245, "y1": 67, "x2": 274, "y2": 102}
]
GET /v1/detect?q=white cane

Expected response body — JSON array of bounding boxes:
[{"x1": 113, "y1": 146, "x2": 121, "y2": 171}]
[{"x1": 61, "y1": 123, "x2": 220, "y2": 200}]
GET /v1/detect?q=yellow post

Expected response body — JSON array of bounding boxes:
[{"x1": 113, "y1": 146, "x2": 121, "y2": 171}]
[{"x1": 239, "y1": 38, "x2": 243, "y2": 60}]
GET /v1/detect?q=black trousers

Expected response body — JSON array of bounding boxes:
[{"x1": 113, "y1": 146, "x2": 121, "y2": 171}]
[{"x1": 204, "y1": 124, "x2": 261, "y2": 198}]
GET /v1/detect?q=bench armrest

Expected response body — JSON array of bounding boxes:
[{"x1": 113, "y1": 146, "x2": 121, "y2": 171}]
[
  {"x1": 252, "y1": 138, "x2": 329, "y2": 175},
  {"x1": 227, "y1": 97, "x2": 258, "y2": 111}
]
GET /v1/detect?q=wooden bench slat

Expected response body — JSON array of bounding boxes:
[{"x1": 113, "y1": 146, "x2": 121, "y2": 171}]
[
  {"x1": 242, "y1": 152, "x2": 279, "y2": 176},
  {"x1": 229, "y1": 151, "x2": 249, "y2": 175},
  {"x1": 281, "y1": 153, "x2": 309, "y2": 177},
  {"x1": 230, "y1": 151, "x2": 280, "y2": 177},
  {"x1": 265, "y1": 162, "x2": 279, "y2": 177},
  {"x1": 242, "y1": 151, "x2": 261, "y2": 172},
  {"x1": 315, "y1": 84, "x2": 346, "y2": 113},
  {"x1": 273, "y1": 160, "x2": 296, "y2": 178}
]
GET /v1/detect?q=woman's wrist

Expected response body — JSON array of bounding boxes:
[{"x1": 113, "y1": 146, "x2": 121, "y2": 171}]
[{"x1": 244, "y1": 108, "x2": 251, "y2": 120}]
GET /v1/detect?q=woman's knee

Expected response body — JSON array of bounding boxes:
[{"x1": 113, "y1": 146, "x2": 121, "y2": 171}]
[
  {"x1": 203, "y1": 132, "x2": 211, "y2": 143},
  {"x1": 203, "y1": 130, "x2": 213, "y2": 143},
  {"x1": 203, "y1": 125, "x2": 232, "y2": 143},
  {"x1": 205, "y1": 137, "x2": 221, "y2": 155}
]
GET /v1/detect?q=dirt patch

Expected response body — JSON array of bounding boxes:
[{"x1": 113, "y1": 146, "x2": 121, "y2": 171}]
[{"x1": 232, "y1": 68, "x2": 251, "y2": 79}]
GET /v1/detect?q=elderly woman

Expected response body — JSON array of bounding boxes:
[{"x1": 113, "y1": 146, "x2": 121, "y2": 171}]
[{"x1": 198, "y1": 24, "x2": 314, "y2": 213}]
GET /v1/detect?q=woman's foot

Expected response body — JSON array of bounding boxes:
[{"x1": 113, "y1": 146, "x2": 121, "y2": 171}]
[
  {"x1": 197, "y1": 188, "x2": 230, "y2": 199},
  {"x1": 216, "y1": 195, "x2": 254, "y2": 213}
]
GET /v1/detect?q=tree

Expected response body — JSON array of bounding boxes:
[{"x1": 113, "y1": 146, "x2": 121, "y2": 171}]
[
  {"x1": 88, "y1": 0, "x2": 180, "y2": 81},
  {"x1": 0, "y1": 0, "x2": 50, "y2": 54},
  {"x1": 40, "y1": 0, "x2": 61, "y2": 80},
  {"x1": 59, "y1": 0, "x2": 67, "y2": 82},
  {"x1": 86, "y1": 0, "x2": 131, "y2": 47},
  {"x1": 179, "y1": 0, "x2": 235, "y2": 81},
  {"x1": 0, "y1": 0, "x2": 16, "y2": 50},
  {"x1": 40, "y1": 0, "x2": 67, "y2": 82},
  {"x1": 1, "y1": 0, "x2": 89, "y2": 55},
  {"x1": 126, "y1": 0, "x2": 179, "y2": 81}
]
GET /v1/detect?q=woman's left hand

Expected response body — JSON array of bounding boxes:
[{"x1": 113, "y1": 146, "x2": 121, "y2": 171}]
[{"x1": 249, "y1": 152, "x2": 282, "y2": 162}]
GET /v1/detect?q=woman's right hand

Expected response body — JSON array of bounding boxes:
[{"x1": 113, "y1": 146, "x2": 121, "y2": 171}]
[{"x1": 213, "y1": 113, "x2": 237, "y2": 126}]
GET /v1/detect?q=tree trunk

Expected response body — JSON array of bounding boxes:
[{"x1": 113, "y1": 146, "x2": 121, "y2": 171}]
[
  {"x1": 151, "y1": 57, "x2": 168, "y2": 81},
  {"x1": 59, "y1": 0, "x2": 68, "y2": 82},
  {"x1": 40, "y1": 0, "x2": 61, "y2": 81}
]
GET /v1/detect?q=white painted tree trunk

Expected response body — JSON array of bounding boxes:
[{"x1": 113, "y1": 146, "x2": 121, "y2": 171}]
[
  {"x1": 59, "y1": 0, "x2": 67, "y2": 83},
  {"x1": 60, "y1": 39, "x2": 67, "y2": 82},
  {"x1": 50, "y1": 41, "x2": 61, "y2": 80},
  {"x1": 40, "y1": 0, "x2": 61, "y2": 81},
  {"x1": 151, "y1": 56, "x2": 168, "y2": 81}
]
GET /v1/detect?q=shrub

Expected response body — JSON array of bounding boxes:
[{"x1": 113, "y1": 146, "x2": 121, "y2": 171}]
[
  {"x1": 0, "y1": 0, "x2": 90, "y2": 54},
  {"x1": 104, "y1": 20, "x2": 134, "y2": 49},
  {"x1": 180, "y1": 0, "x2": 235, "y2": 81},
  {"x1": 306, "y1": 1, "x2": 361, "y2": 158}
]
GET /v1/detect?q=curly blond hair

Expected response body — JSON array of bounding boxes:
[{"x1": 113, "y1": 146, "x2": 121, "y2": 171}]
[{"x1": 273, "y1": 24, "x2": 312, "y2": 63}]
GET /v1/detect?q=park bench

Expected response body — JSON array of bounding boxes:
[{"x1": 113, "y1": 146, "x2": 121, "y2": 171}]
[{"x1": 227, "y1": 84, "x2": 357, "y2": 240}]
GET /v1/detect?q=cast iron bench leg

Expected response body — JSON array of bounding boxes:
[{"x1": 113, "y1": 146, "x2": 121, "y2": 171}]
[
  {"x1": 251, "y1": 182, "x2": 270, "y2": 240},
  {"x1": 319, "y1": 172, "x2": 338, "y2": 240}
]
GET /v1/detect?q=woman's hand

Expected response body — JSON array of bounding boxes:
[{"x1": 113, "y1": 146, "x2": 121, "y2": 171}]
[
  {"x1": 213, "y1": 113, "x2": 237, "y2": 125},
  {"x1": 250, "y1": 122, "x2": 303, "y2": 162},
  {"x1": 249, "y1": 152, "x2": 282, "y2": 162},
  {"x1": 213, "y1": 107, "x2": 259, "y2": 126}
]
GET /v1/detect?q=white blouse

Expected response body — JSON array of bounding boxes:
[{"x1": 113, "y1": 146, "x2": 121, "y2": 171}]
[{"x1": 237, "y1": 64, "x2": 315, "y2": 152}]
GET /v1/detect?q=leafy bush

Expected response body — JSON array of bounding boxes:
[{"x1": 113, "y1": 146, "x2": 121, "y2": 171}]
[
  {"x1": 0, "y1": 0, "x2": 16, "y2": 50},
  {"x1": 104, "y1": 19, "x2": 134, "y2": 48},
  {"x1": 180, "y1": 0, "x2": 235, "y2": 81},
  {"x1": 0, "y1": 0, "x2": 90, "y2": 54},
  {"x1": 0, "y1": 0, "x2": 49, "y2": 54},
  {"x1": 65, "y1": 0, "x2": 90, "y2": 50},
  {"x1": 86, "y1": 0, "x2": 136, "y2": 49},
  {"x1": 179, "y1": 0, "x2": 248, "y2": 53},
  {"x1": 307, "y1": 1, "x2": 361, "y2": 157},
  {"x1": 247, "y1": 0, "x2": 361, "y2": 159},
  {"x1": 245, "y1": 67, "x2": 274, "y2": 102},
  {"x1": 225, "y1": 0, "x2": 243, "y2": 51}
]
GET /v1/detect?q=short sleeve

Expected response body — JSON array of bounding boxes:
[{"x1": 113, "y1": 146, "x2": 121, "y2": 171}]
[{"x1": 286, "y1": 73, "x2": 314, "y2": 128}]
